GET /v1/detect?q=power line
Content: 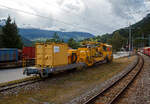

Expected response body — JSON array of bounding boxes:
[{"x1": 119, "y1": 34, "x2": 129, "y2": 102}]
[
  {"x1": 43, "y1": 0, "x2": 102, "y2": 27},
  {"x1": 0, "y1": 3, "x2": 98, "y2": 33}
]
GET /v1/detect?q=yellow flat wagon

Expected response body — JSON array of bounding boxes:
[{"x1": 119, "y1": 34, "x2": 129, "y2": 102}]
[{"x1": 23, "y1": 41, "x2": 113, "y2": 78}]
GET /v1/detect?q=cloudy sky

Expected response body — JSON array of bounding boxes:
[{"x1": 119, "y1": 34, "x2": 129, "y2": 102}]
[{"x1": 0, "y1": 0, "x2": 149, "y2": 35}]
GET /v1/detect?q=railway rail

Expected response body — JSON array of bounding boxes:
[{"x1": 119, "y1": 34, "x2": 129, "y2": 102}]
[
  {"x1": 66, "y1": 54, "x2": 143, "y2": 104},
  {"x1": 0, "y1": 60, "x2": 106, "y2": 94},
  {"x1": 84, "y1": 54, "x2": 144, "y2": 104},
  {"x1": 0, "y1": 77, "x2": 41, "y2": 92},
  {"x1": 0, "y1": 54, "x2": 142, "y2": 104}
]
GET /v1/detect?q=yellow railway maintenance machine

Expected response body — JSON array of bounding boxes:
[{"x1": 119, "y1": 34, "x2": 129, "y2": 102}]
[
  {"x1": 77, "y1": 41, "x2": 113, "y2": 66},
  {"x1": 23, "y1": 42, "x2": 113, "y2": 78}
]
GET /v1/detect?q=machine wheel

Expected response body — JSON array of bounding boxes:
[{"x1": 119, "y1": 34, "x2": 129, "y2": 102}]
[
  {"x1": 110, "y1": 55, "x2": 113, "y2": 62},
  {"x1": 39, "y1": 70, "x2": 48, "y2": 78},
  {"x1": 105, "y1": 56, "x2": 109, "y2": 63},
  {"x1": 87, "y1": 56, "x2": 94, "y2": 66},
  {"x1": 71, "y1": 53, "x2": 77, "y2": 64}
]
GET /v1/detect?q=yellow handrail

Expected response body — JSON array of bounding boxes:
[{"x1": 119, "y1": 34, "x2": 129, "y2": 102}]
[{"x1": 22, "y1": 57, "x2": 26, "y2": 73}]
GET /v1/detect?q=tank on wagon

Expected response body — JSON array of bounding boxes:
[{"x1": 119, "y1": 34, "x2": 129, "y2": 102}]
[
  {"x1": 23, "y1": 43, "x2": 85, "y2": 77},
  {"x1": 36, "y1": 43, "x2": 68, "y2": 67},
  {"x1": 0, "y1": 48, "x2": 18, "y2": 62}
]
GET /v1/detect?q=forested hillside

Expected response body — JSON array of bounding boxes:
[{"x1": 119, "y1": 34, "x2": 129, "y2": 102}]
[
  {"x1": 91, "y1": 13, "x2": 150, "y2": 51},
  {"x1": 19, "y1": 28, "x2": 94, "y2": 42}
]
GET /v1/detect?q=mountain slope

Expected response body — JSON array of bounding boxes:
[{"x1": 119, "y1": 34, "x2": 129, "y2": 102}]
[
  {"x1": 116, "y1": 14, "x2": 150, "y2": 38},
  {"x1": 100, "y1": 14, "x2": 150, "y2": 43},
  {"x1": 92, "y1": 13, "x2": 150, "y2": 49},
  {"x1": 131, "y1": 14, "x2": 150, "y2": 36},
  {"x1": 21, "y1": 37, "x2": 33, "y2": 46},
  {"x1": 19, "y1": 28, "x2": 95, "y2": 42}
]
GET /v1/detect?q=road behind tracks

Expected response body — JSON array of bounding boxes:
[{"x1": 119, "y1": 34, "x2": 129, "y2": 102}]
[
  {"x1": 114, "y1": 53, "x2": 150, "y2": 104},
  {"x1": 66, "y1": 54, "x2": 143, "y2": 104}
]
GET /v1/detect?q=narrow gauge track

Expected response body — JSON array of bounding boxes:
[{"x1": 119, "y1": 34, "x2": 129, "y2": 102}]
[
  {"x1": 0, "y1": 78, "x2": 41, "y2": 92},
  {"x1": 85, "y1": 54, "x2": 144, "y2": 104},
  {"x1": 0, "y1": 59, "x2": 107, "y2": 93}
]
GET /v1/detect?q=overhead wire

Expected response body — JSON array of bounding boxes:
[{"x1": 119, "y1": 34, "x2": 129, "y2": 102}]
[
  {"x1": 42, "y1": 0, "x2": 102, "y2": 27},
  {"x1": 0, "y1": 3, "x2": 98, "y2": 33}
]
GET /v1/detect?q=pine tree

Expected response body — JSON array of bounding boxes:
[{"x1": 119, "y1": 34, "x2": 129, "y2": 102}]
[
  {"x1": 108, "y1": 31, "x2": 126, "y2": 51},
  {"x1": 0, "y1": 28, "x2": 3, "y2": 48},
  {"x1": 68, "y1": 38, "x2": 79, "y2": 49},
  {"x1": 1, "y1": 16, "x2": 23, "y2": 49},
  {"x1": 46, "y1": 32, "x2": 63, "y2": 43},
  {"x1": 53, "y1": 32, "x2": 61, "y2": 42}
]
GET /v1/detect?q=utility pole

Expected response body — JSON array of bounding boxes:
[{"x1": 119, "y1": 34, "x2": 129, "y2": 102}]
[
  {"x1": 149, "y1": 35, "x2": 150, "y2": 46},
  {"x1": 129, "y1": 23, "x2": 132, "y2": 51},
  {"x1": 132, "y1": 37, "x2": 134, "y2": 50},
  {"x1": 142, "y1": 33, "x2": 144, "y2": 48}
]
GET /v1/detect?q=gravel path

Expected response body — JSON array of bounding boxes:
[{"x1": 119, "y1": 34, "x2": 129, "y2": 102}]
[{"x1": 115, "y1": 54, "x2": 150, "y2": 104}]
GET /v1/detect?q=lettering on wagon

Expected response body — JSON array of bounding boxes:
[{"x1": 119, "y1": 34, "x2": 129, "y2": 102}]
[{"x1": 54, "y1": 46, "x2": 60, "y2": 53}]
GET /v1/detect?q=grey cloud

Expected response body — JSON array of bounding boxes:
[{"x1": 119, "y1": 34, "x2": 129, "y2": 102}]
[
  {"x1": 108, "y1": 0, "x2": 145, "y2": 19},
  {"x1": 0, "y1": 0, "x2": 148, "y2": 35},
  {"x1": 0, "y1": 6, "x2": 54, "y2": 29}
]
